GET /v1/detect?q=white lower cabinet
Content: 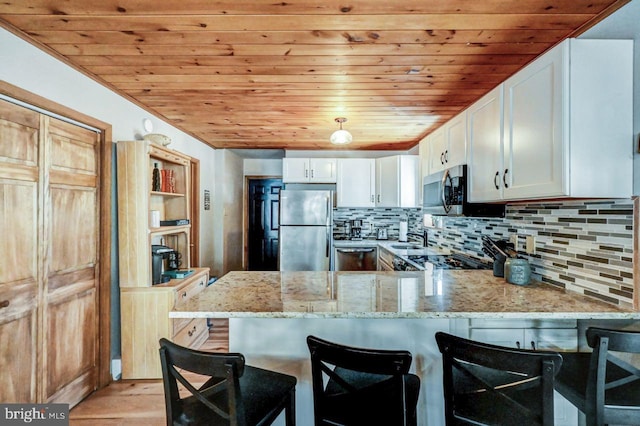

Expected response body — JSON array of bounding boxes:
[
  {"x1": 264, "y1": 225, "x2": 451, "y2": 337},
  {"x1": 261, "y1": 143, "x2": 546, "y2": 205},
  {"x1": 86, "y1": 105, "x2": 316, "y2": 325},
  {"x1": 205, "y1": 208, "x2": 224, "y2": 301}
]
[
  {"x1": 377, "y1": 246, "x2": 395, "y2": 271},
  {"x1": 467, "y1": 320, "x2": 579, "y2": 426}
]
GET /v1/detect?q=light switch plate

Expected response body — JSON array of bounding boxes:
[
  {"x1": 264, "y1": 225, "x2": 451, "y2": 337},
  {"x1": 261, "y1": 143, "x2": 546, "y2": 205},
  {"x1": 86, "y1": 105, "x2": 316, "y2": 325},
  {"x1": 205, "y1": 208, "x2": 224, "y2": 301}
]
[
  {"x1": 525, "y1": 235, "x2": 536, "y2": 254},
  {"x1": 510, "y1": 234, "x2": 518, "y2": 246}
]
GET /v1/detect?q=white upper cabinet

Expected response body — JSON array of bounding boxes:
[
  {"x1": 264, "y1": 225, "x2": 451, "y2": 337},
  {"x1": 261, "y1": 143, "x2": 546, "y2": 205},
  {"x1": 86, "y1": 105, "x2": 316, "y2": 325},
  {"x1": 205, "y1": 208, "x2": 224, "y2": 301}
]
[
  {"x1": 418, "y1": 136, "x2": 430, "y2": 204},
  {"x1": 502, "y1": 42, "x2": 565, "y2": 200},
  {"x1": 375, "y1": 155, "x2": 419, "y2": 208},
  {"x1": 282, "y1": 157, "x2": 337, "y2": 183},
  {"x1": 336, "y1": 156, "x2": 418, "y2": 208},
  {"x1": 467, "y1": 85, "x2": 504, "y2": 202},
  {"x1": 427, "y1": 126, "x2": 446, "y2": 173},
  {"x1": 429, "y1": 111, "x2": 467, "y2": 175},
  {"x1": 468, "y1": 38, "x2": 633, "y2": 202},
  {"x1": 336, "y1": 158, "x2": 376, "y2": 207}
]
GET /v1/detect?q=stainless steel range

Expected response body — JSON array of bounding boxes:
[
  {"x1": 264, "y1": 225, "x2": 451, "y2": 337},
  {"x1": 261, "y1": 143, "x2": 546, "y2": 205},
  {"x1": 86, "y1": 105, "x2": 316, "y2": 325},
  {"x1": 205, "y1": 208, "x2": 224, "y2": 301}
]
[{"x1": 393, "y1": 253, "x2": 491, "y2": 271}]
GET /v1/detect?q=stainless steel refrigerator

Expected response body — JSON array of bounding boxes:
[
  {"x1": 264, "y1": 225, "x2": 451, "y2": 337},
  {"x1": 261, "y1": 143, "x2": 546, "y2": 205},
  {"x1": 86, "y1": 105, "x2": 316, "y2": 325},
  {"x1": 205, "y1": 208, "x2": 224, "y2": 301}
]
[{"x1": 279, "y1": 189, "x2": 332, "y2": 271}]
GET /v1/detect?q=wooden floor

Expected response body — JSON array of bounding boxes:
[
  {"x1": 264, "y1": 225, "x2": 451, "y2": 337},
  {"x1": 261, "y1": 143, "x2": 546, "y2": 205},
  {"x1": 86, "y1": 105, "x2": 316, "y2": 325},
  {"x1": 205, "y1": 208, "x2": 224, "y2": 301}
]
[{"x1": 69, "y1": 319, "x2": 229, "y2": 425}]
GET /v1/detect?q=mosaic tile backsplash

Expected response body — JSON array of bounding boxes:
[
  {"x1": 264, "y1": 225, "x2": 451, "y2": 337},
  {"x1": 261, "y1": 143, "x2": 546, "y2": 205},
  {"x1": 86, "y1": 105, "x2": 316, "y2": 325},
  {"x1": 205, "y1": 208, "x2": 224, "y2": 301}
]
[
  {"x1": 334, "y1": 199, "x2": 634, "y2": 309},
  {"x1": 426, "y1": 199, "x2": 634, "y2": 309},
  {"x1": 333, "y1": 208, "x2": 423, "y2": 240}
]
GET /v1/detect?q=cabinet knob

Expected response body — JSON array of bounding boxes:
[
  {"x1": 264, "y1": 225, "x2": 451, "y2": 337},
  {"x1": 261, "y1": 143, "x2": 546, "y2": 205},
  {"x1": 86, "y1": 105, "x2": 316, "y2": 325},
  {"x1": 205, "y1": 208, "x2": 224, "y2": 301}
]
[
  {"x1": 440, "y1": 152, "x2": 445, "y2": 165},
  {"x1": 377, "y1": 194, "x2": 380, "y2": 203},
  {"x1": 305, "y1": 169, "x2": 309, "y2": 178},
  {"x1": 494, "y1": 171, "x2": 500, "y2": 190},
  {"x1": 370, "y1": 195, "x2": 374, "y2": 203},
  {"x1": 182, "y1": 292, "x2": 187, "y2": 298},
  {"x1": 515, "y1": 341, "x2": 521, "y2": 349},
  {"x1": 530, "y1": 341, "x2": 537, "y2": 351},
  {"x1": 188, "y1": 325, "x2": 197, "y2": 337},
  {"x1": 503, "y1": 169, "x2": 509, "y2": 189},
  {"x1": 444, "y1": 150, "x2": 448, "y2": 163},
  {"x1": 311, "y1": 169, "x2": 314, "y2": 178}
]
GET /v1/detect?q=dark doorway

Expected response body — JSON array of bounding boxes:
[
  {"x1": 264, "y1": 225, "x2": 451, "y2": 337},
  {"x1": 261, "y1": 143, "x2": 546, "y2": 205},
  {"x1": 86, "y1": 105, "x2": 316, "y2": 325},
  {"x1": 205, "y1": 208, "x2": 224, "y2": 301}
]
[{"x1": 247, "y1": 178, "x2": 283, "y2": 270}]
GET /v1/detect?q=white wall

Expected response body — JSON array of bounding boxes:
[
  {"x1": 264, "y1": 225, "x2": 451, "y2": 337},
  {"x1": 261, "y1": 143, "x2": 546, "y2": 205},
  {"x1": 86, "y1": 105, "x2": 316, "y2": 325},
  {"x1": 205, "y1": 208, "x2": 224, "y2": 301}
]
[
  {"x1": 212, "y1": 150, "x2": 244, "y2": 277},
  {"x1": 244, "y1": 158, "x2": 283, "y2": 176},
  {"x1": 0, "y1": 30, "x2": 203, "y2": 151}
]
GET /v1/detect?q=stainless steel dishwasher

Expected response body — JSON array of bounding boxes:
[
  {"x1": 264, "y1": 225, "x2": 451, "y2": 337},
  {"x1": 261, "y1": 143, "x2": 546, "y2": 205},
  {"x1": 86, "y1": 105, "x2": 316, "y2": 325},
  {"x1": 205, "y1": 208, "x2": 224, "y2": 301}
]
[{"x1": 334, "y1": 247, "x2": 378, "y2": 271}]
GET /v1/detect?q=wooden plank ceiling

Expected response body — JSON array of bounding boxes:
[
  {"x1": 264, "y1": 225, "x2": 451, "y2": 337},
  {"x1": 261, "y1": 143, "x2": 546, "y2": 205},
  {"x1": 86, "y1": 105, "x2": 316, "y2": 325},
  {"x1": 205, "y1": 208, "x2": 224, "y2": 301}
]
[{"x1": 0, "y1": 0, "x2": 628, "y2": 151}]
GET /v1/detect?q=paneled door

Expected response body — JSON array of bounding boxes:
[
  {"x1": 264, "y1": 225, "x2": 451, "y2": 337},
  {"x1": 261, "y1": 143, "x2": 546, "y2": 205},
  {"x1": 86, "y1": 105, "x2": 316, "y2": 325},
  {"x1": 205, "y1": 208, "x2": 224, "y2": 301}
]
[
  {"x1": 247, "y1": 178, "x2": 282, "y2": 271},
  {"x1": 42, "y1": 116, "x2": 99, "y2": 404},
  {"x1": 0, "y1": 98, "x2": 101, "y2": 406},
  {"x1": 0, "y1": 99, "x2": 39, "y2": 403}
]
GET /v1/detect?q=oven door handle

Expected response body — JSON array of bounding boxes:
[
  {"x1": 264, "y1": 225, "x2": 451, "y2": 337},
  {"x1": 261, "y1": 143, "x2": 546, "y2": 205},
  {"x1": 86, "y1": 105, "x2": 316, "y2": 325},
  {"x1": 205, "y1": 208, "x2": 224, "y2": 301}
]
[
  {"x1": 337, "y1": 248, "x2": 375, "y2": 253},
  {"x1": 441, "y1": 168, "x2": 453, "y2": 213}
]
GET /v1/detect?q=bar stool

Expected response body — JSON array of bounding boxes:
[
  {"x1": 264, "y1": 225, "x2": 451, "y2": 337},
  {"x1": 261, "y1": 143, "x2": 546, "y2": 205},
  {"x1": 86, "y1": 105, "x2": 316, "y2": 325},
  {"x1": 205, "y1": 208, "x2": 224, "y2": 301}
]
[
  {"x1": 435, "y1": 331, "x2": 563, "y2": 426},
  {"x1": 159, "y1": 338, "x2": 297, "y2": 426},
  {"x1": 306, "y1": 335, "x2": 420, "y2": 426},
  {"x1": 554, "y1": 327, "x2": 640, "y2": 426}
]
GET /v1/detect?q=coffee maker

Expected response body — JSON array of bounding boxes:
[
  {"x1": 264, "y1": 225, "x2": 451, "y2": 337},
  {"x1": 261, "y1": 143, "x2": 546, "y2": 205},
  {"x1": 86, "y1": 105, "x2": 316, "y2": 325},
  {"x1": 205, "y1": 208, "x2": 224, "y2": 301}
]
[
  {"x1": 349, "y1": 219, "x2": 363, "y2": 240},
  {"x1": 151, "y1": 244, "x2": 176, "y2": 284}
]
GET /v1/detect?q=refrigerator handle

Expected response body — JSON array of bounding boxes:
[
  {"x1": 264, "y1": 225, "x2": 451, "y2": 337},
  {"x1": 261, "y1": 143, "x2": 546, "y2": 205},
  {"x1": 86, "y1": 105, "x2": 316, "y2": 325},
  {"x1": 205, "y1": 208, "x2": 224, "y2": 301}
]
[
  {"x1": 326, "y1": 227, "x2": 330, "y2": 257},
  {"x1": 326, "y1": 194, "x2": 331, "y2": 257},
  {"x1": 326, "y1": 194, "x2": 331, "y2": 226}
]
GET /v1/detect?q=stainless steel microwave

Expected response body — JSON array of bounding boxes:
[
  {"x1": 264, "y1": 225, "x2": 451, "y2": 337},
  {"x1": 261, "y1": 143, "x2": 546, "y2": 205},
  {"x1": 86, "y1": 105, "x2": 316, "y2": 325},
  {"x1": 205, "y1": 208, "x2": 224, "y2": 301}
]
[{"x1": 422, "y1": 165, "x2": 505, "y2": 217}]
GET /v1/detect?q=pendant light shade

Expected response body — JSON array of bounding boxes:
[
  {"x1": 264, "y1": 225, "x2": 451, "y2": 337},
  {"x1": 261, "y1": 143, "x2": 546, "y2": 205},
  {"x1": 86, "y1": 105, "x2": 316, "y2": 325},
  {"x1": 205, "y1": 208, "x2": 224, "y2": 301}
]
[{"x1": 330, "y1": 117, "x2": 352, "y2": 145}]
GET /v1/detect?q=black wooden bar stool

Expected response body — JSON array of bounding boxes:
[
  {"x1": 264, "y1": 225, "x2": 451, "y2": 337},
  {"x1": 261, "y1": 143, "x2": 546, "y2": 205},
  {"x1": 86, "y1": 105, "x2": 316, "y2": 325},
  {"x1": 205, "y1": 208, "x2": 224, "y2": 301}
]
[
  {"x1": 306, "y1": 335, "x2": 420, "y2": 426},
  {"x1": 554, "y1": 327, "x2": 640, "y2": 426},
  {"x1": 159, "y1": 338, "x2": 297, "y2": 426},
  {"x1": 435, "y1": 331, "x2": 563, "y2": 426}
]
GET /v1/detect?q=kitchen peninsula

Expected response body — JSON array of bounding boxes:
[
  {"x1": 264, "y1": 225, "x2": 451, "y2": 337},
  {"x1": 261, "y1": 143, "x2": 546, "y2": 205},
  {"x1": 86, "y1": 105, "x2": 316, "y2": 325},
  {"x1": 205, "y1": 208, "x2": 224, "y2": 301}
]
[
  {"x1": 172, "y1": 270, "x2": 634, "y2": 319},
  {"x1": 172, "y1": 270, "x2": 637, "y2": 425}
]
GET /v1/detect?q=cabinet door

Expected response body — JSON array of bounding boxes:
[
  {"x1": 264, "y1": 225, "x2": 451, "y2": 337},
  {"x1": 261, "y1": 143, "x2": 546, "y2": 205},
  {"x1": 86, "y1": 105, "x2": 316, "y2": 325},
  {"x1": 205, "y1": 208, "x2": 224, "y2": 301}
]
[
  {"x1": 471, "y1": 326, "x2": 579, "y2": 426},
  {"x1": 524, "y1": 328, "x2": 579, "y2": 426},
  {"x1": 524, "y1": 328, "x2": 577, "y2": 352},
  {"x1": 337, "y1": 159, "x2": 375, "y2": 207},
  {"x1": 309, "y1": 158, "x2": 337, "y2": 183},
  {"x1": 503, "y1": 44, "x2": 565, "y2": 200},
  {"x1": 467, "y1": 85, "x2": 504, "y2": 202},
  {"x1": 399, "y1": 155, "x2": 419, "y2": 208},
  {"x1": 428, "y1": 127, "x2": 447, "y2": 174},
  {"x1": 375, "y1": 156, "x2": 399, "y2": 207},
  {"x1": 282, "y1": 158, "x2": 309, "y2": 183},
  {"x1": 469, "y1": 328, "x2": 524, "y2": 349},
  {"x1": 418, "y1": 136, "x2": 430, "y2": 203},
  {"x1": 445, "y1": 111, "x2": 467, "y2": 168}
]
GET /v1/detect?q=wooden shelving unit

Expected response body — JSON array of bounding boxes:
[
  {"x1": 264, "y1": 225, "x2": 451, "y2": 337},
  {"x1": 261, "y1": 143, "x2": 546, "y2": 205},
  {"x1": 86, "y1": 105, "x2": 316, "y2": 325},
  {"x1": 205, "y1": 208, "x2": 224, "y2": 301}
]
[{"x1": 116, "y1": 141, "x2": 209, "y2": 379}]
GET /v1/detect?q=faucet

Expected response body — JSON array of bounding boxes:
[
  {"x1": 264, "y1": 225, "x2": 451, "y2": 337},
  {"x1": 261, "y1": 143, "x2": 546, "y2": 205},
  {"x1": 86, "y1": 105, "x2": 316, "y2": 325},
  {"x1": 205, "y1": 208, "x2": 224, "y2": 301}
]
[{"x1": 407, "y1": 230, "x2": 429, "y2": 247}]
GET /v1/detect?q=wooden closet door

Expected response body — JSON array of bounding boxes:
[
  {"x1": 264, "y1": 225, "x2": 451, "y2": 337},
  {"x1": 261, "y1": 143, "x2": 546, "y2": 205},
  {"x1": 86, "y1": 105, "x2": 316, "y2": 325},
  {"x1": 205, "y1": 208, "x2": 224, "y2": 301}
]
[
  {"x1": 42, "y1": 116, "x2": 99, "y2": 404},
  {"x1": 0, "y1": 100, "x2": 39, "y2": 403}
]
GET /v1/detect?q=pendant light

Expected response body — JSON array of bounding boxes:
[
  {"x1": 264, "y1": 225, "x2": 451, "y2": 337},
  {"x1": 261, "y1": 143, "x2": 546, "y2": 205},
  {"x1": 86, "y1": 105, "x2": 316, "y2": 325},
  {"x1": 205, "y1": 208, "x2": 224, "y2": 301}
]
[{"x1": 330, "y1": 117, "x2": 352, "y2": 145}]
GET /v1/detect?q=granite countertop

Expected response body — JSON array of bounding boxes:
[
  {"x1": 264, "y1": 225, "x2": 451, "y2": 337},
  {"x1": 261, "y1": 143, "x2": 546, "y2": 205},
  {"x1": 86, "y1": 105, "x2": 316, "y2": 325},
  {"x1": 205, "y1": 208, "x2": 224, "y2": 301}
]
[{"x1": 171, "y1": 270, "x2": 638, "y2": 320}]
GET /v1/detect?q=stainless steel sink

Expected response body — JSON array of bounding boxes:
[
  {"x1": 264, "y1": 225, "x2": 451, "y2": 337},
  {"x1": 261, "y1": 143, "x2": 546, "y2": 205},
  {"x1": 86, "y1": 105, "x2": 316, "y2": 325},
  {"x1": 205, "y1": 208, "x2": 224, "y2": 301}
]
[{"x1": 390, "y1": 244, "x2": 422, "y2": 250}]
